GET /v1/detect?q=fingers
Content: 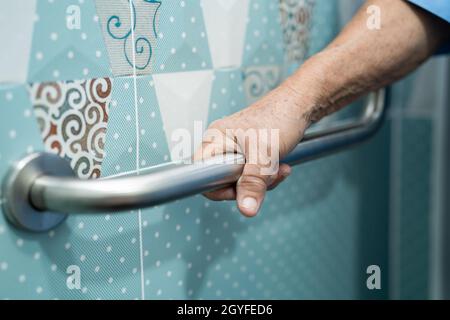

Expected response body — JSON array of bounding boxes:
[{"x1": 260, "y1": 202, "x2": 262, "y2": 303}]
[
  {"x1": 203, "y1": 164, "x2": 291, "y2": 203},
  {"x1": 236, "y1": 164, "x2": 274, "y2": 217},
  {"x1": 203, "y1": 187, "x2": 236, "y2": 201},
  {"x1": 194, "y1": 118, "x2": 293, "y2": 217},
  {"x1": 193, "y1": 121, "x2": 238, "y2": 163},
  {"x1": 267, "y1": 164, "x2": 291, "y2": 191}
]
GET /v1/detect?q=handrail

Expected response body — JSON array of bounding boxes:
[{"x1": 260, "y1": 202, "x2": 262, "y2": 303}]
[{"x1": 1, "y1": 89, "x2": 386, "y2": 232}]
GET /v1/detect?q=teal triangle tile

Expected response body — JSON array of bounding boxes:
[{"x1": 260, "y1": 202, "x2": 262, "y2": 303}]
[
  {"x1": 140, "y1": 194, "x2": 211, "y2": 299},
  {"x1": 28, "y1": 0, "x2": 111, "y2": 83},
  {"x1": 102, "y1": 75, "x2": 170, "y2": 177},
  {"x1": 0, "y1": 84, "x2": 55, "y2": 300},
  {"x1": 153, "y1": 0, "x2": 212, "y2": 73},
  {"x1": 242, "y1": 0, "x2": 284, "y2": 67},
  {"x1": 0, "y1": 85, "x2": 43, "y2": 189},
  {"x1": 101, "y1": 77, "x2": 138, "y2": 177},
  {"x1": 137, "y1": 76, "x2": 171, "y2": 167},
  {"x1": 29, "y1": 46, "x2": 112, "y2": 83},
  {"x1": 207, "y1": 69, "x2": 247, "y2": 125}
]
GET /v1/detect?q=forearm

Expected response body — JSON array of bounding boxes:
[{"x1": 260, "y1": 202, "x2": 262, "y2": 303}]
[
  {"x1": 286, "y1": 0, "x2": 450, "y2": 123},
  {"x1": 198, "y1": 0, "x2": 450, "y2": 215}
]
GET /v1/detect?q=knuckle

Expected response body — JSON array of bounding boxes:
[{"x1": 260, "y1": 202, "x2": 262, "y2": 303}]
[
  {"x1": 267, "y1": 173, "x2": 278, "y2": 185},
  {"x1": 238, "y1": 173, "x2": 268, "y2": 192},
  {"x1": 202, "y1": 192, "x2": 221, "y2": 201}
]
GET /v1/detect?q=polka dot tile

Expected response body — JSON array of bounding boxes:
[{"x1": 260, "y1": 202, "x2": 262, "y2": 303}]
[
  {"x1": 153, "y1": 0, "x2": 212, "y2": 74},
  {"x1": 242, "y1": 0, "x2": 284, "y2": 67},
  {"x1": 207, "y1": 69, "x2": 247, "y2": 124},
  {"x1": 0, "y1": 85, "x2": 42, "y2": 190},
  {"x1": 101, "y1": 77, "x2": 139, "y2": 176},
  {"x1": 28, "y1": 0, "x2": 111, "y2": 82},
  {"x1": 0, "y1": 0, "x2": 401, "y2": 300}
]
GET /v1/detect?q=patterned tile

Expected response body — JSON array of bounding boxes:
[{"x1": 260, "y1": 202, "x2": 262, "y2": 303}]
[
  {"x1": 0, "y1": 0, "x2": 403, "y2": 300},
  {"x1": 95, "y1": 0, "x2": 161, "y2": 76},
  {"x1": 29, "y1": 78, "x2": 113, "y2": 179},
  {"x1": 279, "y1": 0, "x2": 315, "y2": 64},
  {"x1": 243, "y1": 65, "x2": 282, "y2": 104}
]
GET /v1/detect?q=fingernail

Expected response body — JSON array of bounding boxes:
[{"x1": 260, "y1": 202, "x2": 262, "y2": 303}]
[{"x1": 241, "y1": 197, "x2": 258, "y2": 213}]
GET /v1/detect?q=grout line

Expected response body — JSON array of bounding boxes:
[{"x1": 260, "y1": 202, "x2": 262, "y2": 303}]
[
  {"x1": 128, "y1": 0, "x2": 145, "y2": 301},
  {"x1": 100, "y1": 160, "x2": 179, "y2": 180},
  {"x1": 101, "y1": 168, "x2": 140, "y2": 180}
]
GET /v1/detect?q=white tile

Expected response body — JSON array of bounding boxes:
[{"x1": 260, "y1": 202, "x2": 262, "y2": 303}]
[
  {"x1": 201, "y1": 0, "x2": 250, "y2": 69},
  {"x1": 153, "y1": 70, "x2": 214, "y2": 160},
  {"x1": 0, "y1": 0, "x2": 37, "y2": 84}
]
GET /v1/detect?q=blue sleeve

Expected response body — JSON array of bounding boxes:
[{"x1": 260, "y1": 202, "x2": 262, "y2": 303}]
[{"x1": 408, "y1": 0, "x2": 450, "y2": 54}]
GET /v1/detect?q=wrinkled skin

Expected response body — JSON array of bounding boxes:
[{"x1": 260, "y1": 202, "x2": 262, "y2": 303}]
[{"x1": 196, "y1": 0, "x2": 450, "y2": 217}]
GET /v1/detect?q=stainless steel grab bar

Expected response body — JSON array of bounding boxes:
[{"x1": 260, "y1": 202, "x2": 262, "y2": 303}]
[{"x1": 1, "y1": 89, "x2": 386, "y2": 232}]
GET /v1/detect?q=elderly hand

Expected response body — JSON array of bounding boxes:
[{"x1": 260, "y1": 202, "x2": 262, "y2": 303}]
[
  {"x1": 194, "y1": 79, "x2": 317, "y2": 217},
  {"x1": 195, "y1": 0, "x2": 450, "y2": 217}
]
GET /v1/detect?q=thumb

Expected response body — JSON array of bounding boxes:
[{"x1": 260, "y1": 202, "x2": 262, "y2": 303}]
[{"x1": 236, "y1": 163, "x2": 273, "y2": 217}]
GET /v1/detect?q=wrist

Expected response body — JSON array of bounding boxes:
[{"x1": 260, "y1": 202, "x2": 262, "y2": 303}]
[
  {"x1": 281, "y1": 55, "x2": 330, "y2": 126},
  {"x1": 283, "y1": 47, "x2": 361, "y2": 125}
]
